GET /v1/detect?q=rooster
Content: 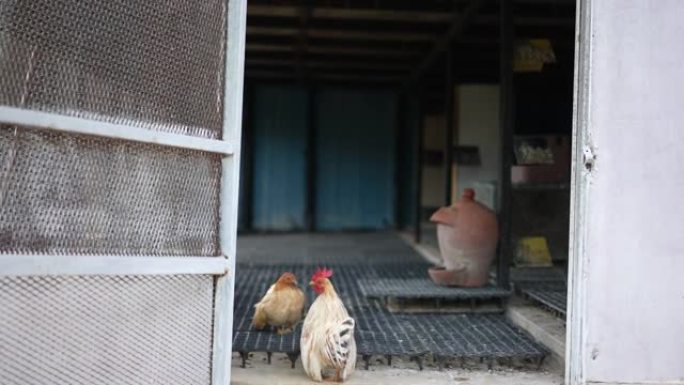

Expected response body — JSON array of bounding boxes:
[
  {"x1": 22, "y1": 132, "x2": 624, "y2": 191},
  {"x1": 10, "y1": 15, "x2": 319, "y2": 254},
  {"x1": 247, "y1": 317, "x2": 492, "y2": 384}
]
[
  {"x1": 252, "y1": 272, "x2": 305, "y2": 335},
  {"x1": 301, "y1": 268, "x2": 356, "y2": 382}
]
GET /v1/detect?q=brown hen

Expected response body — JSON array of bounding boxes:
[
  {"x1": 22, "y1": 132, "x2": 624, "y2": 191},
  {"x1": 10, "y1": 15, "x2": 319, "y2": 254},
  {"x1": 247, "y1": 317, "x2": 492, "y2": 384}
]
[{"x1": 252, "y1": 272, "x2": 305, "y2": 335}]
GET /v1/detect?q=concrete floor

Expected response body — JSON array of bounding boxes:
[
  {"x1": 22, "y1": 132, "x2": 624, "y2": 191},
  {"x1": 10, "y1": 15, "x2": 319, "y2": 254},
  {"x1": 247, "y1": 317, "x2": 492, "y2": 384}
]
[{"x1": 231, "y1": 353, "x2": 563, "y2": 385}]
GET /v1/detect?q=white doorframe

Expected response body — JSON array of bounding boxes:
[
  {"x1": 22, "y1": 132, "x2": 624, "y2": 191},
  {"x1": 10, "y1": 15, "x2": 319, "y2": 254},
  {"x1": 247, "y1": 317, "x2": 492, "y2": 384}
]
[
  {"x1": 567, "y1": 1, "x2": 684, "y2": 383},
  {"x1": 213, "y1": 0, "x2": 247, "y2": 383},
  {"x1": 566, "y1": 0, "x2": 593, "y2": 383}
]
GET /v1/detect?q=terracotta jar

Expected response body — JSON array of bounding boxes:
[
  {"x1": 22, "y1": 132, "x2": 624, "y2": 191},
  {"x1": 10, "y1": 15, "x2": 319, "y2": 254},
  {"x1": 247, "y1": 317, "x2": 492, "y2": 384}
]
[{"x1": 428, "y1": 189, "x2": 499, "y2": 287}]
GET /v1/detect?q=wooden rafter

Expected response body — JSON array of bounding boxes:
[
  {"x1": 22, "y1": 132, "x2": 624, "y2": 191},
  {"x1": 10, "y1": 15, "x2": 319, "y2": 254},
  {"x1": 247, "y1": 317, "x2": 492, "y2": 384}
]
[
  {"x1": 248, "y1": 5, "x2": 452, "y2": 23},
  {"x1": 247, "y1": 5, "x2": 574, "y2": 26},
  {"x1": 246, "y1": 44, "x2": 421, "y2": 57},
  {"x1": 247, "y1": 26, "x2": 435, "y2": 42},
  {"x1": 407, "y1": 0, "x2": 487, "y2": 84},
  {"x1": 246, "y1": 58, "x2": 412, "y2": 71}
]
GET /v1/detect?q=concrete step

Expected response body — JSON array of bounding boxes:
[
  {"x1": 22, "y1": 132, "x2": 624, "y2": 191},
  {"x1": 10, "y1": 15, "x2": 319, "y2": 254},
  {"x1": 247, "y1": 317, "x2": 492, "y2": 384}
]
[{"x1": 506, "y1": 299, "x2": 566, "y2": 373}]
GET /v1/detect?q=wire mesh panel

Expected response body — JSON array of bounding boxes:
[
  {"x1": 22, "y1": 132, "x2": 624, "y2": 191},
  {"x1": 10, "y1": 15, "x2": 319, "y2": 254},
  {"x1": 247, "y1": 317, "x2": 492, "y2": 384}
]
[
  {"x1": 0, "y1": 126, "x2": 221, "y2": 256},
  {"x1": 0, "y1": 274, "x2": 215, "y2": 385},
  {"x1": 0, "y1": 0, "x2": 244, "y2": 382},
  {"x1": 0, "y1": 0, "x2": 227, "y2": 138}
]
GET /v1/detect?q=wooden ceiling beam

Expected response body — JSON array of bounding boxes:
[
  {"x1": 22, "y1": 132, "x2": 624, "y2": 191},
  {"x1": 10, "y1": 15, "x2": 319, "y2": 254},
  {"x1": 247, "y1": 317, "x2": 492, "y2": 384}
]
[
  {"x1": 247, "y1": 26, "x2": 435, "y2": 42},
  {"x1": 245, "y1": 70, "x2": 402, "y2": 83},
  {"x1": 247, "y1": 44, "x2": 421, "y2": 57},
  {"x1": 408, "y1": 0, "x2": 487, "y2": 84},
  {"x1": 246, "y1": 58, "x2": 412, "y2": 71},
  {"x1": 476, "y1": 15, "x2": 575, "y2": 27},
  {"x1": 248, "y1": 5, "x2": 452, "y2": 23},
  {"x1": 248, "y1": 5, "x2": 574, "y2": 26}
]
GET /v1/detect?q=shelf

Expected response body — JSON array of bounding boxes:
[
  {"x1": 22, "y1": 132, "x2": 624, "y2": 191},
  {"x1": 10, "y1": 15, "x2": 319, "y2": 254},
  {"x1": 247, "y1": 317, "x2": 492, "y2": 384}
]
[{"x1": 512, "y1": 183, "x2": 570, "y2": 191}]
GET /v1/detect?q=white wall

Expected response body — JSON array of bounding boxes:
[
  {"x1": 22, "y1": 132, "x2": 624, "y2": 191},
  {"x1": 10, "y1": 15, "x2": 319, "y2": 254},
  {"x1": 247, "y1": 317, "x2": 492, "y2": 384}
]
[
  {"x1": 455, "y1": 85, "x2": 501, "y2": 210},
  {"x1": 571, "y1": 1, "x2": 684, "y2": 383}
]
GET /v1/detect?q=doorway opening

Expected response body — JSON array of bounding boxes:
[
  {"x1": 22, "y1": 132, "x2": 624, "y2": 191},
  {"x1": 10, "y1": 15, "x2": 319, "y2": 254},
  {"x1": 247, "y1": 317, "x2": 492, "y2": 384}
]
[{"x1": 236, "y1": 0, "x2": 576, "y2": 381}]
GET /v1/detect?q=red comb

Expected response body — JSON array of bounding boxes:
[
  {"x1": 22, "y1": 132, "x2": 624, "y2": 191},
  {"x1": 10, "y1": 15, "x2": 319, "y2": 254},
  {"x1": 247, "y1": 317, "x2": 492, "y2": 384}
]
[{"x1": 312, "y1": 267, "x2": 333, "y2": 281}]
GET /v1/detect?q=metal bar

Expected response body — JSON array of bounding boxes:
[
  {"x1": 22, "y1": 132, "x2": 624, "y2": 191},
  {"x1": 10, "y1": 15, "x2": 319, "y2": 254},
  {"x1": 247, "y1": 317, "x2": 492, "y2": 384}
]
[
  {"x1": 212, "y1": 0, "x2": 247, "y2": 383},
  {"x1": 444, "y1": 46, "x2": 455, "y2": 206},
  {"x1": 0, "y1": 255, "x2": 228, "y2": 276},
  {"x1": 0, "y1": 106, "x2": 235, "y2": 155},
  {"x1": 497, "y1": 0, "x2": 514, "y2": 290},
  {"x1": 413, "y1": 88, "x2": 425, "y2": 243}
]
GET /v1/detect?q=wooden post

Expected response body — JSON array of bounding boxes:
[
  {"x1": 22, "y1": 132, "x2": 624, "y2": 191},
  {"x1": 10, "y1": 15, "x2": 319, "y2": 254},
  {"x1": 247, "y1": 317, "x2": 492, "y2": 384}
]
[
  {"x1": 444, "y1": 45, "x2": 455, "y2": 206},
  {"x1": 305, "y1": 85, "x2": 317, "y2": 231},
  {"x1": 497, "y1": 0, "x2": 514, "y2": 289},
  {"x1": 241, "y1": 81, "x2": 254, "y2": 231},
  {"x1": 413, "y1": 87, "x2": 425, "y2": 243}
]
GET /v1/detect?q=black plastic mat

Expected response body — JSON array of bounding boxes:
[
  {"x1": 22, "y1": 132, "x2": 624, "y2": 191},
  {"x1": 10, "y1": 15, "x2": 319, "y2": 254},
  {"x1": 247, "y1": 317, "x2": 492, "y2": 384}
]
[
  {"x1": 517, "y1": 282, "x2": 567, "y2": 317},
  {"x1": 358, "y1": 278, "x2": 511, "y2": 300},
  {"x1": 232, "y1": 264, "x2": 546, "y2": 368}
]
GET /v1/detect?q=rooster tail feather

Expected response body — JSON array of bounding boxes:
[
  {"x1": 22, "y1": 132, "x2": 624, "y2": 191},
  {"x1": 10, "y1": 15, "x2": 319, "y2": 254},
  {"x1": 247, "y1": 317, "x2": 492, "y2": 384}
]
[{"x1": 325, "y1": 317, "x2": 355, "y2": 368}]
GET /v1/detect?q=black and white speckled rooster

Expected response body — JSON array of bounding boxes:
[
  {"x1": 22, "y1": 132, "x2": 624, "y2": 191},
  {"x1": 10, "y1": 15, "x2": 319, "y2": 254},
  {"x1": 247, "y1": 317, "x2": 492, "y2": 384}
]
[{"x1": 300, "y1": 268, "x2": 356, "y2": 382}]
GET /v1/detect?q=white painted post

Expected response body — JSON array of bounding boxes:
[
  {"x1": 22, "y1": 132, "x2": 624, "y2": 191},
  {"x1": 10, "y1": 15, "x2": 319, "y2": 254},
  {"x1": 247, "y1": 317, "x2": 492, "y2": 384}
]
[{"x1": 211, "y1": 0, "x2": 247, "y2": 383}]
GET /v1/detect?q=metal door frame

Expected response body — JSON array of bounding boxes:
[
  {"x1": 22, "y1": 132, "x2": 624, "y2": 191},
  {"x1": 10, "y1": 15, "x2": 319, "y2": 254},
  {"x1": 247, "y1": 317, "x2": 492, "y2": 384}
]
[{"x1": 0, "y1": 0, "x2": 247, "y2": 383}]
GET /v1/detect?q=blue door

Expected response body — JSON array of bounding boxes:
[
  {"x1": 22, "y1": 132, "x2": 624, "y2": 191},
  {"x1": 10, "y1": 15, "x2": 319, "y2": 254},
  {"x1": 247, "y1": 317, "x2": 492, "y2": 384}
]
[
  {"x1": 251, "y1": 85, "x2": 308, "y2": 230},
  {"x1": 315, "y1": 89, "x2": 397, "y2": 230}
]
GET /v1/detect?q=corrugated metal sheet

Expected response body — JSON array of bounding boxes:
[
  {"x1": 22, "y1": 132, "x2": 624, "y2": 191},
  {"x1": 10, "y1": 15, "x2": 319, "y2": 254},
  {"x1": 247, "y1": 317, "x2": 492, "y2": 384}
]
[
  {"x1": 251, "y1": 85, "x2": 307, "y2": 230},
  {"x1": 315, "y1": 89, "x2": 397, "y2": 230}
]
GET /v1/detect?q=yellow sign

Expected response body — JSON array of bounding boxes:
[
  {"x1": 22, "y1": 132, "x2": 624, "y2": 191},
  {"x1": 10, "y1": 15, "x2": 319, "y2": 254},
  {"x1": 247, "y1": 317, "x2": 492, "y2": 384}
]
[
  {"x1": 514, "y1": 39, "x2": 556, "y2": 73},
  {"x1": 515, "y1": 236, "x2": 553, "y2": 266}
]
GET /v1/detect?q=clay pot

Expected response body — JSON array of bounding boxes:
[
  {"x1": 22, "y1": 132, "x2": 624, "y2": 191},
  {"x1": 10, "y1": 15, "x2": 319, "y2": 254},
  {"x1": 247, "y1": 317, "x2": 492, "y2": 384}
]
[{"x1": 429, "y1": 189, "x2": 499, "y2": 287}]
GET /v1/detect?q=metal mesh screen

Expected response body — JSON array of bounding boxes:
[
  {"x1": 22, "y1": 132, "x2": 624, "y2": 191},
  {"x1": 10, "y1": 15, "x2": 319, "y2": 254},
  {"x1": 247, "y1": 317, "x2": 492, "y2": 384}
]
[
  {"x1": 0, "y1": 126, "x2": 221, "y2": 256},
  {"x1": 0, "y1": 0, "x2": 227, "y2": 139},
  {"x1": 0, "y1": 274, "x2": 215, "y2": 385}
]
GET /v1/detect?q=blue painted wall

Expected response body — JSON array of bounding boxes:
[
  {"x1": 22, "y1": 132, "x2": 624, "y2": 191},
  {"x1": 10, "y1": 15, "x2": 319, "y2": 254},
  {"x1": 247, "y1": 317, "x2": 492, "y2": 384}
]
[
  {"x1": 251, "y1": 85, "x2": 308, "y2": 230},
  {"x1": 315, "y1": 89, "x2": 397, "y2": 230}
]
